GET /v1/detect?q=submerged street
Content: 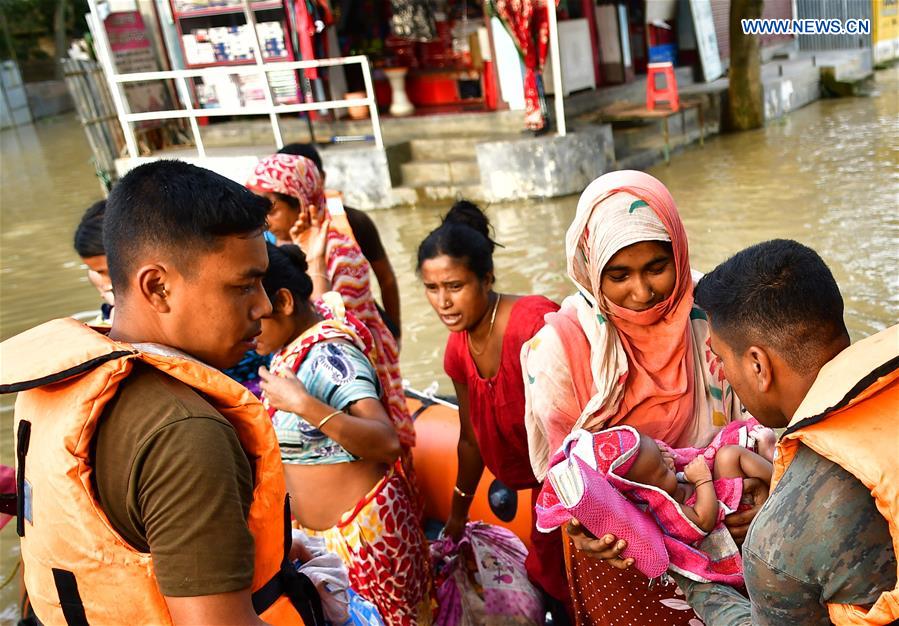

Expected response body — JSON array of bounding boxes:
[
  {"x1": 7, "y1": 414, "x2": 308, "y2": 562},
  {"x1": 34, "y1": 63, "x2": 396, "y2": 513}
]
[{"x1": 0, "y1": 66, "x2": 896, "y2": 621}]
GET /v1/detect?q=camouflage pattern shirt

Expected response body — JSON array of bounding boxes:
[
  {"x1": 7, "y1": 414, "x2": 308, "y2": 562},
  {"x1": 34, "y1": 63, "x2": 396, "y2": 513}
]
[{"x1": 674, "y1": 442, "x2": 896, "y2": 625}]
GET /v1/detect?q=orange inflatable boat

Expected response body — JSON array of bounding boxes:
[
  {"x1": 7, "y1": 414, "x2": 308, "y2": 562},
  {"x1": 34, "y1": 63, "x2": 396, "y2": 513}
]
[{"x1": 406, "y1": 389, "x2": 533, "y2": 546}]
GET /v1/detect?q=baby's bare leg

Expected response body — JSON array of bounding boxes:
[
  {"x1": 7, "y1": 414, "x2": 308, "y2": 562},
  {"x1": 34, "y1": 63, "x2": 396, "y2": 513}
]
[{"x1": 713, "y1": 445, "x2": 773, "y2": 484}]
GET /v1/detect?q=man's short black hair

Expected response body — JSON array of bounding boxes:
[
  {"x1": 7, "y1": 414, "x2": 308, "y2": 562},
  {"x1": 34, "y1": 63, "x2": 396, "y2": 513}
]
[
  {"x1": 695, "y1": 239, "x2": 848, "y2": 374},
  {"x1": 104, "y1": 160, "x2": 270, "y2": 292},
  {"x1": 74, "y1": 199, "x2": 107, "y2": 258},
  {"x1": 277, "y1": 143, "x2": 323, "y2": 174}
]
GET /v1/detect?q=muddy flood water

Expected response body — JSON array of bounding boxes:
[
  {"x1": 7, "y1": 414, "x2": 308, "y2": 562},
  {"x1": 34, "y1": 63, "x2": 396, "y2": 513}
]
[{"x1": 0, "y1": 68, "x2": 896, "y2": 619}]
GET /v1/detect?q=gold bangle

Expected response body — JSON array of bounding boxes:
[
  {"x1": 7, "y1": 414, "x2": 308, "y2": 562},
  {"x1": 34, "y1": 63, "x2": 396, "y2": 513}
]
[
  {"x1": 316, "y1": 410, "x2": 341, "y2": 430},
  {"x1": 309, "y1": 272, "x2": 329, "y2": 279},
  {"x1": 694, "y1": 479, "x2": 714, "y2": 489},
  {"x1": 454, "y1": 485, "x2": 475, "y2": 499}
]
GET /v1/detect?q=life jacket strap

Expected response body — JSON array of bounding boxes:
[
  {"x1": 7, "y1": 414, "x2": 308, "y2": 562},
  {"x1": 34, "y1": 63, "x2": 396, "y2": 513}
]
[
  {"x1": 16, "y1": 420, "x2": 30, "y2": 537},
  {"x1": 0, "y1": 350, "x2": 135, "y2": 395},
  {"x1": 52, "y1": 568, "x2": 89, "y2": 626},
  {"x1": 251, "y1": 496, "x2": 326, "y2": 624},
  {"x1": 251, "y1": 563, "x2": 326, "y2": 625}
]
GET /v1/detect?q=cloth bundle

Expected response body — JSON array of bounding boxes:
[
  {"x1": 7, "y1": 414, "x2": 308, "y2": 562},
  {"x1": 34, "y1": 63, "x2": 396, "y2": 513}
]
[
  {"x1": 292, "y1": 529, "x2": 385, "y2": 625},
  {"x1": 431, "y1": 522, "x2": 544, "y2": 626},
  {"x1": 534, "y1": 428, "x2": 670, "y2": 578}
]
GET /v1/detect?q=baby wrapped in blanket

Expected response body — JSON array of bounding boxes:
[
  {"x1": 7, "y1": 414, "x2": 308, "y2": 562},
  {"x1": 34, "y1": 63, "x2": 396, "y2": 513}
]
[{"x1": 536, "y1": 420, "x2": 774, "y2": 586}]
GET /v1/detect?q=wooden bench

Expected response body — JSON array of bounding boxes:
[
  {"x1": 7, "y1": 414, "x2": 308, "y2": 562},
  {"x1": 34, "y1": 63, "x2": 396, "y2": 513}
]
[{"x1": 599, "y1": 97, "x2": 706, "y2": 164}]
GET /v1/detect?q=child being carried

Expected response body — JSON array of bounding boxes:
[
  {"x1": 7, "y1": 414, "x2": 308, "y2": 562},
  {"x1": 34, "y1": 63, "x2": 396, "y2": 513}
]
[
  {"x1": 626, "y1": 429, "x2": 774, "y2": 537},
  {"x1": 536, "y1": 420, "x2": 775, "y2": 587}
]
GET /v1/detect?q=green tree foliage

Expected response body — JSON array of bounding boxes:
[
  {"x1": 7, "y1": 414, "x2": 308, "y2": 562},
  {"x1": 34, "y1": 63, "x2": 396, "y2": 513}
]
[{"x1": 0, "y1": 0, "x2": 89, "y2": 61}]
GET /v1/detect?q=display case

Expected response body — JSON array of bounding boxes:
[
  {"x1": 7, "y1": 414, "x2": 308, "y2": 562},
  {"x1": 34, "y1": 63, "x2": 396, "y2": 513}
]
[{"x1": 170, "y1": 0, "x2": 300, "y2": 107}]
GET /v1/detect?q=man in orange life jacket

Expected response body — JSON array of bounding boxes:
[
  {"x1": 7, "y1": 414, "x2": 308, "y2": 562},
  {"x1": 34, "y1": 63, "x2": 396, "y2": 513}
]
[
  {"x1": 675, "y1": 239, "x2": 898, "y2": 625},
  {"x1": 0, "y1": 160, "x2": 324, "y2": 625}
]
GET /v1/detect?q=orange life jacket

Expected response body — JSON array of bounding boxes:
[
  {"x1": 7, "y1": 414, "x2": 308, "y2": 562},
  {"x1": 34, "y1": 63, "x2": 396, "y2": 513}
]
[
  {"x1": 0, "y1": 318, "x2": 325, "y2": 626},
  {"x1": 772, "y1": 324, "x2": 899, "y2": 625}
]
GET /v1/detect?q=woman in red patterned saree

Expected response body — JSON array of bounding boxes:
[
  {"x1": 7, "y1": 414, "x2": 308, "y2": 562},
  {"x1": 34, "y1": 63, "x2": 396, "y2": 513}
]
[{"x1": 256, "y1": 242, "x2": 433, "y2": 625}]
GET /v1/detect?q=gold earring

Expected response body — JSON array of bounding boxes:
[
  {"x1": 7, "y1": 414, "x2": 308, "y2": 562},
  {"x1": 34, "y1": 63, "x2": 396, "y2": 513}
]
[{"x1": 161, "y1": 287, "x2": 168, "y2": 298}]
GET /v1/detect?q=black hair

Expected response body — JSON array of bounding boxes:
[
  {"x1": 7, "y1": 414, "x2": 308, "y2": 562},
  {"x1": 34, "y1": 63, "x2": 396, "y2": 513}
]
[
  {"x1": 263, "y1": 242, "x2": 314, "y2": 304},
  {"x1": 695, "y1": 239, "x2": 849, "y2": 374},
  {"x1": 104, "y1": 160, "x2": 270, "y2": 292},
  {"x1": 416, "y1": 199, "x2": 497, "y2": 280},
  {"x1": 273, "y1": 191, "x2": 300, "y2": 210},
  {"x1": 277, "y1": 143, "x2": 324, "y2": 174},
  {"x1": 74, "y1": 199, "x2": 107, "y2": 258},
  {"x1": 274, "y1": 145, "x2": 323, "y2": 210}
]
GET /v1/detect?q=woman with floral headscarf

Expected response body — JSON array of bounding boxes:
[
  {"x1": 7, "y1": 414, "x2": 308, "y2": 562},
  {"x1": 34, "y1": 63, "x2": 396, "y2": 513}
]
[
  {"x1": 522, "y1": 171, "x2": 767, "y2": 625},
  {"x1": 246, "y1": 153, "x2": 415, "y2": 454}
]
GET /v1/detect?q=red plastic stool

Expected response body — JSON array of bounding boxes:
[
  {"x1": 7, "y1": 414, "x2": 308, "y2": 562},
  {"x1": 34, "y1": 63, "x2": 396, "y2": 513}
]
[{"x1": 646, "y1": 62, "x2": 679, "y2": 111}]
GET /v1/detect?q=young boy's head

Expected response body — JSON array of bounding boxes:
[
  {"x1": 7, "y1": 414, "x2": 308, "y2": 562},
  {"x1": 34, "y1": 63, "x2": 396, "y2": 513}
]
[
  {"x1": 74, "y1": 200, "x2": 113, "y2": 306},
  {"x1": 625, "y1": 434, "x2": 678, "y2": 497},
  {"x1": 104, "y1": 160, "x2": 272, "y2": 368}
]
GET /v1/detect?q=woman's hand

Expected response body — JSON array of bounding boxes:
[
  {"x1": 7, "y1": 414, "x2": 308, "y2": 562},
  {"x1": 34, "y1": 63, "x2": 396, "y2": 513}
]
[
  {"x1": 684, "y1": 456, "x2": 712, "y2": 484},
  {"x1": 289, "y1": 208, "x2": 311, "y2": 242},
  {"x1": 566, "y1": 519, "x2": 634, "y2": 569},
  {"x1": 724, "y1": 477, "x2": 769, "y2": 546},
  {"x1": 442, "y1": 514, "x2": 467, "y2": 542},
  {"x1": 257, "y1": 366, "x2": 311, "y2": 415},
  {"x1": 291, "y1": 204, "x2": 331, "y2": 262}
]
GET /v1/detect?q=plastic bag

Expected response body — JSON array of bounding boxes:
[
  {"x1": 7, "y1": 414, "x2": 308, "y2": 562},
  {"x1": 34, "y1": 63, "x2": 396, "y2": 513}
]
[
  {"x1": 345, "y1": 589, "x2": 386, "y2": 626},
  {"x1": 431, "y1": 522, "x2": 544, "y2": 626}
]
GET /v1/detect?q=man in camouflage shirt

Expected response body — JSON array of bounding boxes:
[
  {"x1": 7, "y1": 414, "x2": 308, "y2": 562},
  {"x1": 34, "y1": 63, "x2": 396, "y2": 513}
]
[{"x1": 676, "y1": 240, "x2": 897, "y2": 625}]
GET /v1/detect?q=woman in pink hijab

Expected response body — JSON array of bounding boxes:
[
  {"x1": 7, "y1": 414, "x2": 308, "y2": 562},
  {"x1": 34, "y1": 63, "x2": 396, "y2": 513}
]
[
  {"x1": 522, "y1": 171, "x2": 765, "y2": 625},
  {"x1": 246, "y1": 153, "x2": 415, "y2": 451}
]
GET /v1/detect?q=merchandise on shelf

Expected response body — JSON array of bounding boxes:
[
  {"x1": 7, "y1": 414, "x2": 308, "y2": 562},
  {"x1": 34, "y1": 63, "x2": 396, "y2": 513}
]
[
  {"x1": 181, "y1": 21, "x2": 287, "y2": 65},
  {"x1": 173, "y1": 0, "x2": 274, "y2": 14},
  {"x1": 171, "y1": 0, "x2": 300, "y2": 109}
]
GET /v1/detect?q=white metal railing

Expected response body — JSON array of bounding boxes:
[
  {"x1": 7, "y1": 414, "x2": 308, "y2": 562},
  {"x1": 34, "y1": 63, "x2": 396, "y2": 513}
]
[
  {"x1": 85, "y1": 0, "x2": 383, "y2": 159},
  {"x1": 546, "y1": 1, "x2": 566, "y2": 136}
]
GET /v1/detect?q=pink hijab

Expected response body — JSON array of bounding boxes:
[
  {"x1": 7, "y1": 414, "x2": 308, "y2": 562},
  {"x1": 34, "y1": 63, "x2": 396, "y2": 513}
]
[
  {"x1": 245, "y1": 153, "x2": 326, "y2": 210},
  {"x1": 524, "y1": 171, "x2": 700, "y2": 479},
  {"x1": 567, "y1": 170, "x2": 696, "y2": 442}
]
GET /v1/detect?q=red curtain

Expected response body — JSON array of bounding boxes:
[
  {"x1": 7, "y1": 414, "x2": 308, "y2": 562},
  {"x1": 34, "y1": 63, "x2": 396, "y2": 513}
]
[{"x1": 491, "y1": 0, "x2": 553, "y2": 129}]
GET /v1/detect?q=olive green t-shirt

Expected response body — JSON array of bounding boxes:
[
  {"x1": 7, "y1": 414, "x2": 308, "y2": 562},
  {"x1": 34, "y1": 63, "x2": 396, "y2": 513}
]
[{"x1": 91, "y1": 361, "x2": 256, "y2": 596}]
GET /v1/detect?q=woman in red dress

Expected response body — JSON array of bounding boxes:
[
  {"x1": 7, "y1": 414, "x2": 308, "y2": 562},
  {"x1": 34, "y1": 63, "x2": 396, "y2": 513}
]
[{"x1": 417, "y1": 200, "x2": 570, "y2": 624}]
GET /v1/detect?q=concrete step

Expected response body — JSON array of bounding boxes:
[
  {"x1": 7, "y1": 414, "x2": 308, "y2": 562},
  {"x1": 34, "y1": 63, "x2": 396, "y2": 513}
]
[
  {"x1": 418, "y1": 183, "x2": 487, "y2": 202},
  {"x1": 388, "y1": 186, "x2": 419, "y2": 206},
  {"x1": 400, "y1": 159, "x2": 480, "y2": 186},
  {"x1": 381, "y1": 109, "x2": 526, "y2": 140},
  {"x1": 410, "y1": 136, "x2": 480, "y2": 160},
  {"x1": 449, "y1": 159, "x2": 480, "y2": 182},
  {"x1": 388, "y1": 183, "x2": 487, "y2": 204},
  {"x1": 401, "y1": 161, "x2": 449, "y2": 187}
]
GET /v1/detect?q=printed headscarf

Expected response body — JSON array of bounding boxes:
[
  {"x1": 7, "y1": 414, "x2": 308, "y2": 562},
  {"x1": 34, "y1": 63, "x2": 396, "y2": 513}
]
[
  {"x1": 563, "y1": 170, "x2": 696, "y2": 446},
  {"x1": 246, "y1": 153, "x2": 326, "y2": 211}
]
